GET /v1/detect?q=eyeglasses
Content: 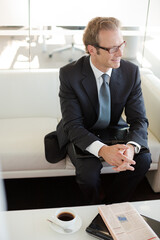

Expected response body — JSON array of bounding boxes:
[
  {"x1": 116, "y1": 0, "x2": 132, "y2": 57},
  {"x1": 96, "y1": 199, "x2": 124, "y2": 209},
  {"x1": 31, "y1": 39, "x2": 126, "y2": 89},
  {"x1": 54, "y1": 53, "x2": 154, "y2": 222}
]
[{"x1": 94, "y1": 41, "x2": 126, "y2": 54}]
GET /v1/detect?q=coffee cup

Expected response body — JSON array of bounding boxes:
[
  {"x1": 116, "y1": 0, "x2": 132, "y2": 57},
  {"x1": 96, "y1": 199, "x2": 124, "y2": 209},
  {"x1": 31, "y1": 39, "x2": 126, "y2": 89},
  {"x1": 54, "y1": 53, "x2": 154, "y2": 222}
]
[{"x1": 52, "y1": 208, "x2": 78, "y2": 230}]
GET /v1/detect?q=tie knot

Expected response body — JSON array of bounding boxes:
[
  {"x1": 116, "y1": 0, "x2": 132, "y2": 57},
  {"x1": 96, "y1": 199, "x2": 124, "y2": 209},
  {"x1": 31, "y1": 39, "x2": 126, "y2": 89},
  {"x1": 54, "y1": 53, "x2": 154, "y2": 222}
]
[{"x1": 102, "y1": 74, "x2": 109, "y2": 84}]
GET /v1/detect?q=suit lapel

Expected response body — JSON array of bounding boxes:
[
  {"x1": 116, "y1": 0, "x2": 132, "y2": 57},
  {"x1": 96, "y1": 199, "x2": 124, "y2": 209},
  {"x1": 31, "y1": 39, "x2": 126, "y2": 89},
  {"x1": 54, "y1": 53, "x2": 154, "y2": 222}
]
[
  {"x1": 81, "y1": 57, "x2": 99, "y2": 115},
  {"x1": 80, "y1": 58, "x2": 123, "y2": 118},
  {"x1": 110, "y1": 68, "x2": 121, "y2": 101}
]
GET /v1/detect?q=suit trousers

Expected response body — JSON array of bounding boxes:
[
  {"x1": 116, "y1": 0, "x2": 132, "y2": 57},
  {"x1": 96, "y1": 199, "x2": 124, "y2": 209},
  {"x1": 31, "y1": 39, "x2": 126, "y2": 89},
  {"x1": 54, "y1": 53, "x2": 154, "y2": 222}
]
[{"x1": 67, "y1": 143, "x2": 152, "y2": 205}]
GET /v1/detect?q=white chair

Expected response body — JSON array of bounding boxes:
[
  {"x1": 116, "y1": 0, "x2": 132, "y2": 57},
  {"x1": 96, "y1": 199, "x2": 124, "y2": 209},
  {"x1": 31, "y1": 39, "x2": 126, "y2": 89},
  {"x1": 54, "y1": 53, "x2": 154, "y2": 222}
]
[{"x1": 48, "y1": 26, "x2": 85, "y2": 62}]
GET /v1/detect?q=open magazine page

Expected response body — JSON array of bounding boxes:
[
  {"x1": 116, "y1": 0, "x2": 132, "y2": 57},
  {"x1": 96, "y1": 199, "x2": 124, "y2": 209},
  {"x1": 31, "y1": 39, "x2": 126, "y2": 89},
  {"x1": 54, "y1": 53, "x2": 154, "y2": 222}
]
[{"x1": 98, "y1": 202, "x2": 159, "y2": 240}]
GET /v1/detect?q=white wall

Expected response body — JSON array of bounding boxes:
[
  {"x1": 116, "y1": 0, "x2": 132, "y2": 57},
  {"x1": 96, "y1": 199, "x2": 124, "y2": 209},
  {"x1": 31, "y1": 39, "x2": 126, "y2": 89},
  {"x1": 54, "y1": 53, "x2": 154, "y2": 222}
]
[
  {"x1": 30, "y1": 0, "x2": 148, "y2": 27},
  {"x1": 0, "y1": 0, "x2": 148, "y2": 27},
  {"x1": 0, "y1": 0, "x2": 28, "y2": 26}
]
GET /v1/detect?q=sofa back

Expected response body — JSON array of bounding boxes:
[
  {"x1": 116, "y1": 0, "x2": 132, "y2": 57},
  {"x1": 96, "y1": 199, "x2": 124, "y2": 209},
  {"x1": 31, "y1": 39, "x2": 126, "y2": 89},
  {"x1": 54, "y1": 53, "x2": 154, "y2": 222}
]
[
  {"x1": 0, "y1": 68, "x2": 159, "y2": 142},
  {"x1": 0, "y1": 69, "x2": 61, "y2": 119},
  {"x1": 140, "y1": 69, "x2": 160, "y2": 142}
]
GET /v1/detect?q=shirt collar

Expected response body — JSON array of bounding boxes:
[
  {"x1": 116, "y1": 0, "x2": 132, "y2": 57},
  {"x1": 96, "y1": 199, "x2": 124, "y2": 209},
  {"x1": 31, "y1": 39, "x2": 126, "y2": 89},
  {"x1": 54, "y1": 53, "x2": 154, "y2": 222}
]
[{"x1": 89, "y1": 57, "x2": 112, "y2": 79}]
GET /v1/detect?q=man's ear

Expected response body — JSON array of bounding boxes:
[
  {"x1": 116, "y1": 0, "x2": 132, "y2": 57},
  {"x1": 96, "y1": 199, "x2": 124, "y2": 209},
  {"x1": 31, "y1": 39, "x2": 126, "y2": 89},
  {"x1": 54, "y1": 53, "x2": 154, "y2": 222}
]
[{"x1": 87, "y1": 45, "x2": 96, "y2": 55}]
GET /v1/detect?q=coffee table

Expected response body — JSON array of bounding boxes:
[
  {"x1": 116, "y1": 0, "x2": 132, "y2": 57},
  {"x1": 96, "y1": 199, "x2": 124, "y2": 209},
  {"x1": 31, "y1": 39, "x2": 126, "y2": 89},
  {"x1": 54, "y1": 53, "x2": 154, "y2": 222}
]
[{"x1": 4, "y1": 200, "x2": 160, "y2": 240}]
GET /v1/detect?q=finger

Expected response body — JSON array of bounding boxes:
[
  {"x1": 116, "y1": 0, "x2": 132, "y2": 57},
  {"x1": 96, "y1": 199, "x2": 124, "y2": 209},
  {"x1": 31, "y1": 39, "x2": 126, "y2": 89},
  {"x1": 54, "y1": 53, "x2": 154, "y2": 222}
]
[
  {"x1": 112, "y1": 167, "x2": 121, "y2": 172},
  {"x1": 113, "y1": 164, "x2": 135, "y2": 172},
  {"x1": 114, "y1": 161, "x2": 131, "y2": 170},
  {"x1": 116, "y1": 144, "x2": 129, "y2": 150},
  {"x1": 122, "y1": 164, "x2": 135, "y2": 171},
  {"x1": 110, "y1": 159, "x2": 124, "y2": 167},
  {"x1": 127, "y1": 165, "x2": 135, "y2": 171},
  {"x1": 113, "y1": 166, "x2": 126, "y2": 172},
  {"x1": 121, "y1": 154, "x2": 136, "y2": 165},
  {"x1": 113, "y1": 162, "x2": 127, "y2": 171}
]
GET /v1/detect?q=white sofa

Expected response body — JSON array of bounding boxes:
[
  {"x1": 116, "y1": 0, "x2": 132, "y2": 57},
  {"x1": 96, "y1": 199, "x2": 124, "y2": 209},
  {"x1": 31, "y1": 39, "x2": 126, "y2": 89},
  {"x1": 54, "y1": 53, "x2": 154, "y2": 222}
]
[{"x1": 0, "y1": 68, "x2": 160, "y2": 192}]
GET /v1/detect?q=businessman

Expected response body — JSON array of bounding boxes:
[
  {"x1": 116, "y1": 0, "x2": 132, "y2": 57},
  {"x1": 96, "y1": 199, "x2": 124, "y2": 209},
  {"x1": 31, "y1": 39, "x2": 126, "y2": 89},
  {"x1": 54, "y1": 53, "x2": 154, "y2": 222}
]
[{"x1": 49, "y1": 17, "x2": 151, "y2": 204}]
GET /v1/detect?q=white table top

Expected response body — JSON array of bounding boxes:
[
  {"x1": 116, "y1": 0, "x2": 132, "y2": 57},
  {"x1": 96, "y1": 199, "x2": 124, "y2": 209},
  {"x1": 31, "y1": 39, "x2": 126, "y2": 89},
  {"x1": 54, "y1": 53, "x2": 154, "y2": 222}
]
[{"x1": 3, "y1": 200, "x2": 160, "y2": 240}]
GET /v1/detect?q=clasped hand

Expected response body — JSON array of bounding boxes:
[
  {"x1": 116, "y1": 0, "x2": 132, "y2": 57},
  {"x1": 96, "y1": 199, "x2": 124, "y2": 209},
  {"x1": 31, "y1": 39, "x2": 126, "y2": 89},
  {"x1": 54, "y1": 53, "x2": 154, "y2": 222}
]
[{"x1": 98, "y1": 144, "x2": 135, "y2": 172}]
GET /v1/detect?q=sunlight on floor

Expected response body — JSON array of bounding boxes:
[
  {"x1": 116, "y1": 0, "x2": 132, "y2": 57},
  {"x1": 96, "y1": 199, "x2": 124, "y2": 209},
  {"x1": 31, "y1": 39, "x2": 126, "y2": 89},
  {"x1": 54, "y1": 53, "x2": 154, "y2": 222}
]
[
  {"x1": 0, "y1": 41, "x2": 27, "y2": 69},
  {"x1": 0, "y1": 33, "x2": 85, "y2": 69}
]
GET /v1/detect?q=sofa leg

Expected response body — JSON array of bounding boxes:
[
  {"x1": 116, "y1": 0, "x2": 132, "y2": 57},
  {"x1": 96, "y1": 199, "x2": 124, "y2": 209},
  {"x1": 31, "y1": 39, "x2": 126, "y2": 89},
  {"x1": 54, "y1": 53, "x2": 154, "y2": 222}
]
[{"x1": 146, "y1": 157, "x2": 160, "y2": 192}]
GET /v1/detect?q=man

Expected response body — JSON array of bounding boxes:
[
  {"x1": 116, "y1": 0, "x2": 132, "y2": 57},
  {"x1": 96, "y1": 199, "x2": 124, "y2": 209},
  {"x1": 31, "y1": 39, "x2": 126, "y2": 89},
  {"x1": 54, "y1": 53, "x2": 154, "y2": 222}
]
[{"x1": 49, "y1": 17, "x2": 151, "y2": 204}]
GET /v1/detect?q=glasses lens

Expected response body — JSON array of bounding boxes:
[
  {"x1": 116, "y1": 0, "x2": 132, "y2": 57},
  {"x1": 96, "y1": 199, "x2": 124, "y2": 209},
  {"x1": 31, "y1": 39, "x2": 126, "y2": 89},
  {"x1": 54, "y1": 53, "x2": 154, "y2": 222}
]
[
  {"x1": 109, "y1": 47, "x2": 118, "y2": 54},
  {"x1": 109, "y1": 41, "x2": 125, "y2": 54}
]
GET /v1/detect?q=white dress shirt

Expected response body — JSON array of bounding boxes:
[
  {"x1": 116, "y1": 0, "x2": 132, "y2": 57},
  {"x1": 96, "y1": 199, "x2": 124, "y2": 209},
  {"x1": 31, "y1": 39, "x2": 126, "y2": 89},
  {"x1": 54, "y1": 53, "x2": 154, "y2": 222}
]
[{"x1": 86, "y1": 58, "x2": 141, "y2": 157}]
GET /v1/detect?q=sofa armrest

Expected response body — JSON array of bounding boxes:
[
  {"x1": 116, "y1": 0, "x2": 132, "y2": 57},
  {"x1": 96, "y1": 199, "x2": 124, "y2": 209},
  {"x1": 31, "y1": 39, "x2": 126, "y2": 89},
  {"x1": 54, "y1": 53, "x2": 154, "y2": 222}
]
[
  {"x1": 140, "y1": 68, "x2": 160, "y2": 142},
  {"x1": 140, "y1": 68, "x2": 160, "y2": 192}
]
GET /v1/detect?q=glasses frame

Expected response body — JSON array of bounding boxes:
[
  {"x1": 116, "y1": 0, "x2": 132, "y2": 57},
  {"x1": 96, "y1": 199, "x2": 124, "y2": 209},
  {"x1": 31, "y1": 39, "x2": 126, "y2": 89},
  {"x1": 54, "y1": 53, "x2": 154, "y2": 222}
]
[{"x1": 94, "y1": 40, "x2": 126, "y2": 54}]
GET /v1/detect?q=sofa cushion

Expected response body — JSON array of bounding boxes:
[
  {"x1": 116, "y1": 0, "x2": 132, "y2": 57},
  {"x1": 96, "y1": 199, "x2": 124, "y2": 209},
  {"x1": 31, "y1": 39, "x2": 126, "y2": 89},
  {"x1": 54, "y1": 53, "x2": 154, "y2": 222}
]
[{"x1": 0, "y1": 118, "x2": 66, "y2": 171}]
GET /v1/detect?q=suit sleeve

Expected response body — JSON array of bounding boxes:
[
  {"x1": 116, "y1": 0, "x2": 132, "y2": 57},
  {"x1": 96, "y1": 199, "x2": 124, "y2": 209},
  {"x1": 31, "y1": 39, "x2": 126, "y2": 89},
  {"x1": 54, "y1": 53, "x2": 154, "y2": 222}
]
[
  {"x1": 125, "y1": 66, "x2": 149, "y2": 148},
  {"x1": 59, "y1": 68, "x2": 99, "y2": 151}
]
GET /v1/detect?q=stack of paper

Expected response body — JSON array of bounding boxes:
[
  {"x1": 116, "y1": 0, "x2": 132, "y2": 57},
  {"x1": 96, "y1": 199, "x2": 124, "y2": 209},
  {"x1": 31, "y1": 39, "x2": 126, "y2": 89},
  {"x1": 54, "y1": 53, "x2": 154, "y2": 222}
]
[{"x1": 98, "y1": 202, "x2": 159, "y2": 240}]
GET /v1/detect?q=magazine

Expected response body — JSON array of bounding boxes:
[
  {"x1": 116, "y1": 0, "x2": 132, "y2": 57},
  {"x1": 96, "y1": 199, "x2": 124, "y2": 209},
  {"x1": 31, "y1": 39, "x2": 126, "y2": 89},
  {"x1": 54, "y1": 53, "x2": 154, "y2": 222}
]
[{"x1": 98, "y1": 202, "x2": 159, "y2": 240}]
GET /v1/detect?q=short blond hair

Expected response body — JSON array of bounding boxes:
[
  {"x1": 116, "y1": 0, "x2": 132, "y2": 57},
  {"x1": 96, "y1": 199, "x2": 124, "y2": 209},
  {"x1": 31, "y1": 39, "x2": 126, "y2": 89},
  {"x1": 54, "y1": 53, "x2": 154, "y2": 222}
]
[{"x1": 83, "y1": 17, "x2": 121, "y2": 53}]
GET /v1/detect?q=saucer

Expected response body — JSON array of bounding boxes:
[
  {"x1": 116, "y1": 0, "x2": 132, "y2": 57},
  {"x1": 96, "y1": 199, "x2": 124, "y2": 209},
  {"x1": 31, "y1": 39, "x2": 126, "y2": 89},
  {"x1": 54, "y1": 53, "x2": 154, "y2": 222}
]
[{"x1": 48, "y1": 215, "x2": 82, "y2": 234}]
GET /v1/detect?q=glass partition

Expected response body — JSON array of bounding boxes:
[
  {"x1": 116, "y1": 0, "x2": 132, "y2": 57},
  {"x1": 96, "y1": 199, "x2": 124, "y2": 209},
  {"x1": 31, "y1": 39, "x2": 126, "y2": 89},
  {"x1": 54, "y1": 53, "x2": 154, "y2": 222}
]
[
  {"x1": 142, "y1": 0, "x2": 160, "y2": 78},
  {"x1": 0, "y1": 0, "x2": 29, "y2": 69},
  {"x1": 0, "y1": 0, "x2": 159, "y2": 79},
  {"x1": 29, "y1": 0, "x2": 149, "y2": 69}
]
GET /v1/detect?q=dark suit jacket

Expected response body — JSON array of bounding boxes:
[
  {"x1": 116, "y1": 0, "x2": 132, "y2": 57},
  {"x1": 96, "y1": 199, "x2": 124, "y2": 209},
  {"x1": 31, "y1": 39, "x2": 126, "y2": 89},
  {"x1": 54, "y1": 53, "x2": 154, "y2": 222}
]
[
  {"x1": 45, "y1": 55, "x2": 149, "y2": 163},
  {"x1": 56, "y1": 55, "x2": 149, "y2": 153}
]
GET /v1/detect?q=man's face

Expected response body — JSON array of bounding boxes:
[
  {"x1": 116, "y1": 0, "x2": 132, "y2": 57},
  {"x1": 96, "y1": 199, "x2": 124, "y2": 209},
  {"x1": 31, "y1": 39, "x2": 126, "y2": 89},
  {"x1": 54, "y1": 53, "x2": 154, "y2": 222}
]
[{"x1": 90, "y1": 29, "x2": 124, "y2": 72}]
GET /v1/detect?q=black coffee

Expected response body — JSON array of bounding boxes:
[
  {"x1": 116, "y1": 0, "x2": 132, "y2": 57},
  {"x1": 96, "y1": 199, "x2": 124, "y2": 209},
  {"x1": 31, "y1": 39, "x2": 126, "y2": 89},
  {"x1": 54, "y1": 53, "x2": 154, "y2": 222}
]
[{"x1": 57, "y1": 212, "x2": 75, "y2": 221}]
